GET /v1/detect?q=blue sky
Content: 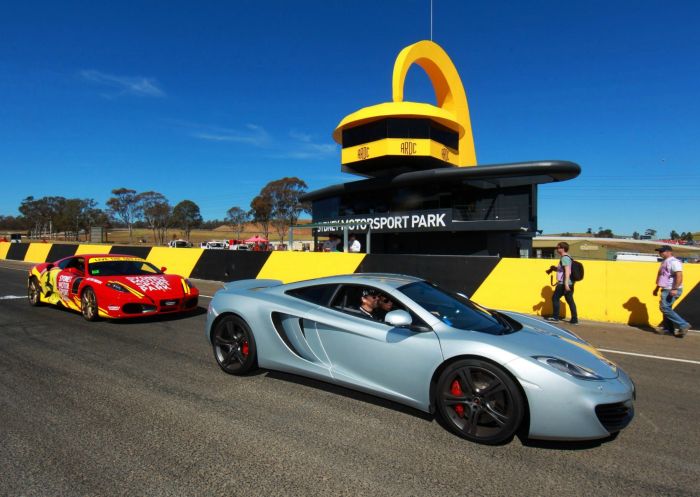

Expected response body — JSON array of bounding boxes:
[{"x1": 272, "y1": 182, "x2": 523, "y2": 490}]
[{"x1": 1, "y1": 0, "x2": 698, "y2": 236}]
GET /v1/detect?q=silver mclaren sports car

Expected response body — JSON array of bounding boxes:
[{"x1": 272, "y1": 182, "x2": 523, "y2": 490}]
[{"x1": 205, "y1": 273, "x2": 635, "y2": 445}]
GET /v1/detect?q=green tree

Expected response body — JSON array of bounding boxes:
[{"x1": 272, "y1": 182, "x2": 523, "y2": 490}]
[
  {"x1": 61, "y1": 199, "x2": 102, "y2": 240},
  {"x1": 644, "y1": 228, "x2": 657, "y2": 238},
  {"x1": 225, "y1": 206, "x2": 249, "y2": 240},
  {"x1": 249, "y1": 194, "x2": 273, "y2": 241},
  {"x1": 19, "y1": 196, "x2": 67, "y2": 236},
  {"x1": 137, "y1": 191, "x2": 171, "y2": 245},
  {"x1": 260, "y1": 177, "x2": 310, "y2": 243},
  {"x1": 670, "y1": 230, "x2": 680, "y2": 240},
  {"x1": 632, "y1": 231, "x2": 640, "y2": 240},
  {"x1": 106, "y1": 188, "x2": 140, "y2": 242},
  {"x1": 172, "y1": 200, "x2": 202, "y2": 240}
]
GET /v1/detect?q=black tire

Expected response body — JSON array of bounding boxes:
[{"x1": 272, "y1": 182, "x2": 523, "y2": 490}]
[
  {"x1": 28, "y1": 278, "x2": 42, "y2": 306},
  {"x1": 81, "y1": 287, "x2": 99, "y2": 322},
  {"x1": 212, "y1": 315, "x2": 258, "y2": 375},
  {"x1": 435, "y1": 358, "x2": 524, "y2": 445}
]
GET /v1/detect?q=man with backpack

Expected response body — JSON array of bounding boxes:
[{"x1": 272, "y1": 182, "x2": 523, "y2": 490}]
[{"x1": 546, "y1": 241, "x2": 580, "y2": 325}]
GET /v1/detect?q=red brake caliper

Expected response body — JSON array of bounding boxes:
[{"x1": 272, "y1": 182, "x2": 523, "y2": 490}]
[
  {"x1": 451, "y1": 380, "x2": 465, "y2": 417},
  {"x1": 241, "y1": 341, "x2": 249, "y2": 357}
]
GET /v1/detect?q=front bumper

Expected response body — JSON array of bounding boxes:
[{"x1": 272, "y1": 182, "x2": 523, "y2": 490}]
[
  {"x1": 507, "y1": 357, "x2": 635, "y2": 440},
  {"x1": 99, "y1": 294, "x2": 200, "y2": 319}
]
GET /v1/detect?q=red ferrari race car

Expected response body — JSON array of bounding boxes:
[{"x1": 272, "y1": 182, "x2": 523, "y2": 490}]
[{"x1": 27, "y1": 254, "x2": 199, "y2": 321}]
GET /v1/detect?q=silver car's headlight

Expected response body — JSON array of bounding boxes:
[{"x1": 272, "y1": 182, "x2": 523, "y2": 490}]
[{"x1": 534, "y1": 356, "x2": 603, "y2": 381}]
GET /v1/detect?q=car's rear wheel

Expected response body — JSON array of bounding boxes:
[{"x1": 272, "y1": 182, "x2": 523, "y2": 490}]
[
  {"x1": 28, "y1": 278, "x2": 42, "y2": 306},
  {"x1": 212, "y1": 315, "x2": 257, "y2": 375},
  {"x1": 81, "y1": 288, "x2": 99, "y2": 321},
  {"x1": 436, "y1": 358, "x2": 524, "y2": 445}
]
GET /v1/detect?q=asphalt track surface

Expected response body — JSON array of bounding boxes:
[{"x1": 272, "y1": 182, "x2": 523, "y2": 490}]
[{"x1": 1, "y1": 261, "x2": 698, "y2": 497}]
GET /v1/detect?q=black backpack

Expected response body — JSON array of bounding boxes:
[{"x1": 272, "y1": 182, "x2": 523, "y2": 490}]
[{"x1": 569, "y1": 256, "x2": 584, "y2": 282}]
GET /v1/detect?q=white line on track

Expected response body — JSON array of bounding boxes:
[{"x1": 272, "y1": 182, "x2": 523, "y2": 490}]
[
  {"x1": 0, "y1": 295, "x2": 25, "y2": 300},
  {"x1": 599, "y1": 349, "x2": 700, "y2": 365}
]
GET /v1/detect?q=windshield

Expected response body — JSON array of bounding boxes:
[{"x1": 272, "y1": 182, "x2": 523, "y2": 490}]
[
  {"x1": 88, "y1": 258, "x2": 161, "y2": 276},
  {"x1": 399, "y1": 281, "x2": 508, "y2": 334}
]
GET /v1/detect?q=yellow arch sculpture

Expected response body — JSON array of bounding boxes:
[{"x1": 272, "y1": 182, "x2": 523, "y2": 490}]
[
  {"x1": 334, "y1": 40, "x2": 477, "y2": 168},
  {"x1": 392, "y1": 40, "x2": 476, "y2": 166}
]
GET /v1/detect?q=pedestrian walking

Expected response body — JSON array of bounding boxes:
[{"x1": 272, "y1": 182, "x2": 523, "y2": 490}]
[
  {"x1": 653, "y1": 245, "x2": 690, "y2": 337},
  {"x1": 546, "y1": 242, "x2": 579, "y2": 324}
]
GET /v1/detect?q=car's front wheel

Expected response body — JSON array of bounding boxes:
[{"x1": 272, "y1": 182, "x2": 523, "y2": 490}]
[
  {"x1": 81, "y1": 288, "x2": 99, "y2": 322},
  {"x1": 435, "y1": 358, "x2": 524, "y2": 445},
  {"x1": 28, "y1": 278, "x2": 42, "y2": 306},
  {"x1": 212, "y1": 315, "x2": 257, "y2": 375}
]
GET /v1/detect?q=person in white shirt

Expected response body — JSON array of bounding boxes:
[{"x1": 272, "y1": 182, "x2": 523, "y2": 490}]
[
  {"x1": 653, "y1": 245, "x2": 690, "y2": 337},
  {"x1": 348, "y1": 234, "x2": 361, "y2": 253}
]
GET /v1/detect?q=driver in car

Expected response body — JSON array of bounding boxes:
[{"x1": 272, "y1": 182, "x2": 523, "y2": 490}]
[{"x1": 358, "y1": 288, "x2": 379, "y2": 319}]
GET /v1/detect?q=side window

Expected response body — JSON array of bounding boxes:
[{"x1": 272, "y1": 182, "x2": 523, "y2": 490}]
[
  {"x1": 74, "y1": 257, "x2": 85, "y2": 273},
  {"x1": 329, "y1": 285, "x2": 366, "y2": 312},
  {"x1": 286, "y1": 284, "x2": 339, "y2": 306},
  {"x1": 57, "y1": 258, "x2": 73, "y2": 270}
]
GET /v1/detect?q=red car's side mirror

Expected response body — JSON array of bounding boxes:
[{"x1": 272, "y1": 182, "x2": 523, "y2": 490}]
[{"x1": 160, "y1": 267, "x2": 167, "y2": 273}]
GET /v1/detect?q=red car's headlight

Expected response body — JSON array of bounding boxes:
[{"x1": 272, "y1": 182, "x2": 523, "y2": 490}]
[{"x1": 106, "y1": 282, "x2": 129, "y2": 293}]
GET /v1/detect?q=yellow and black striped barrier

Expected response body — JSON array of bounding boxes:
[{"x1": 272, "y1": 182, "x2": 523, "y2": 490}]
[{"x1": 2, "y1": 241, "x2": 698, "y2": 328}]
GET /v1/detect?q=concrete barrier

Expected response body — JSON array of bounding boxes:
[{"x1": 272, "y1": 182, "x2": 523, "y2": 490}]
[{"x1": 2, "y1": 241, "x2": 698, "y2": 328}]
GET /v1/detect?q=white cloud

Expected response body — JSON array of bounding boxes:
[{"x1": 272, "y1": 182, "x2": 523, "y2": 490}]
[
  {"x1": 192, "y1": 123, "x2": 271, "y2": 147},
  {"x1": 80, "y1": 70, "x2": 165, "y2": 98},
  {"x1": 186, "y1": 121, "x2": 337, "y2": 159}
]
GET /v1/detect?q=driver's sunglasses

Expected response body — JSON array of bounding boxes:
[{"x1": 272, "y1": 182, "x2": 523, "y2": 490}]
[{"x1": 379, "y1": 296, "x2": 390, "y2": 303}]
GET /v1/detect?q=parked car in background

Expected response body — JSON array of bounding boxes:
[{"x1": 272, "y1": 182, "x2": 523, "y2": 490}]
[
  {"x1": 203, "y1": 240, "x2": 228, "y2": 249},
  {"x1": 168, "y1": 239, "x2": 193, "y2": 248}
]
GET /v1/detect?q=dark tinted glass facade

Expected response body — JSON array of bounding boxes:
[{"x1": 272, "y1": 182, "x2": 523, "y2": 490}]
[{"x1": 342, "y1": 118, "x2": 459, "y2": 150}]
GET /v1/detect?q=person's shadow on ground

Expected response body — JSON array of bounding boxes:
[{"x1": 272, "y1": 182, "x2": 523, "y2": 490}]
[
  {"x1": 622, "y1": 296, "x2": 657, "y2": 332},
  {"x1": 533, "y1": 285, "x2": 566, "y2": 319}
]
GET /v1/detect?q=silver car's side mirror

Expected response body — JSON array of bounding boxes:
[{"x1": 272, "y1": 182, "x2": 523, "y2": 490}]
[{"x1": 385, "y1": 310, "x2": 412, "y2": 327}]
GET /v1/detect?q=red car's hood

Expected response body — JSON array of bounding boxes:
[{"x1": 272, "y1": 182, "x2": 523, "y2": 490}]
[{"x1": 106, "y1": 274, "x2": 188, "y2": 298}]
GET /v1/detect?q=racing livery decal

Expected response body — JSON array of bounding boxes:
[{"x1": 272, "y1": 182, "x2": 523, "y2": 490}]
[{"x1": 126, "y1": 276, "x2": 171, "y2": 293}]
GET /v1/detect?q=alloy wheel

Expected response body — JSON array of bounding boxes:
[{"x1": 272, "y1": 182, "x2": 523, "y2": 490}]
[
  {"x1": 437, "y1": 359, "x2": 523, "y2": 444},
  {"x1": 81, "y1": 288, "x2": 99, "y2": 321},
  {"x1": 213, "y1": 316, "x2": 257, "y2": 375}
]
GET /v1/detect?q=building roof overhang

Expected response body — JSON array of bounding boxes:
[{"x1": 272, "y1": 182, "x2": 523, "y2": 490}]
[{"x1": 301, "y1": 160, "x2": 580, "y2": 202}]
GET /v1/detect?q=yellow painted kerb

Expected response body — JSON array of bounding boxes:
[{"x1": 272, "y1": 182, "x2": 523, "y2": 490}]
[
  {"x1": 146, "y1": 247, "x2": 204, "y2": 278},
  {"x1": 75, "y1": 244, "x2": 113, "y2": 255},
  {"x1": 0, "y1": 242, "x2": 10, "y2": 260},
  {"x1": 24, "y1": 243, "x2": 53, "y2": 263},
  {"x1": 256, "y1": 252, "x2": 365, "y2": 284}
]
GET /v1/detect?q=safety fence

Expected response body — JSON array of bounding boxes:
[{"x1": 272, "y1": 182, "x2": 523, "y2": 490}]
[{"x1": 2, "y1": 242, "x2": 698, "y2": 328}]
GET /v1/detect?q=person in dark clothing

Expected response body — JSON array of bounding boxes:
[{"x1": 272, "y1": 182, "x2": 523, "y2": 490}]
[
  {"x1": 546, "y1": 242, "x2": 579, "y2": 325},
  {"x1": 358, "y1": 288, "x2": 379, "y2": 319}
]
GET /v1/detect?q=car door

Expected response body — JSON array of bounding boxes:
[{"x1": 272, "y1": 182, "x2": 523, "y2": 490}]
[
  {"x1": 303, "y1": 284, "x2": 444, "y2": 411},
  {"x1": 53, "y1": 257, "x2": 84, "y2": 310}
]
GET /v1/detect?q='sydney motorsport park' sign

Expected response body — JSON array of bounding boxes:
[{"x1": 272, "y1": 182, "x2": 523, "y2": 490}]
[{"x1": 316, "y1": 209, "x2": 453, "y2": 234}]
